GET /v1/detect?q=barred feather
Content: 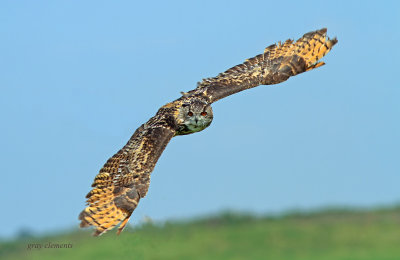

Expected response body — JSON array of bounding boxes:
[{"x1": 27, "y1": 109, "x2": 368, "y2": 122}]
[
  {"x1": 192, "y1": 28, "x2": 337, "y2": 102},
  {"x1": 79, "y1": 121, "x2": 175, "y2": 236}
]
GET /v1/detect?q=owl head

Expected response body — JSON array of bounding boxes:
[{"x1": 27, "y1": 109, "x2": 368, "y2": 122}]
[{"x1": 176, "y1": 98, "x2": 213, "y2": 135}]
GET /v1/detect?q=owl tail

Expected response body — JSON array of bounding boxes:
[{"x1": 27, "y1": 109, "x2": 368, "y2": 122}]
[{"x1": 78, "y1": 172, "x2": 139, "y2": 236}]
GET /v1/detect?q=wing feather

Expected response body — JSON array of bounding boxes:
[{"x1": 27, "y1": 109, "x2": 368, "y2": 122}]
[
  {"x1": 79, "y1": 118, "x2": 175, "y2": 236},
  {"x1": 192, "y1": 28, "x2": 337, "y2": 103}
]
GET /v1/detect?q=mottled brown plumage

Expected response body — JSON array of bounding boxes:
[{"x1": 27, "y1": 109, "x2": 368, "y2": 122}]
[{"x1": 79, "y1": 28, "x2": 337, "y2": 236}]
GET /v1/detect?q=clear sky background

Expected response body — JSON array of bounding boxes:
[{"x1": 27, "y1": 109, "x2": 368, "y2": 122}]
[{"x1": 1, "y1": 0, "x2": 399, "y2": 238}]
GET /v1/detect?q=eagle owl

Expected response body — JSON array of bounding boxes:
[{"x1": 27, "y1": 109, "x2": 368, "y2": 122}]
[{"x1": 79, "y1": 28, "x2": 337, "y2": 236}]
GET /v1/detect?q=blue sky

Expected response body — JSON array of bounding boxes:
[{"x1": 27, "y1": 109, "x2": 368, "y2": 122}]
[{"x1": 1, "y1": 0, "x2": 399, "y2": 238}]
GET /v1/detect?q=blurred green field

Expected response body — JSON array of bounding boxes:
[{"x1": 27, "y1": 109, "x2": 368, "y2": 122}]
[{"x1": 1, "y1": 207, "x2": 400, "y2": 260}]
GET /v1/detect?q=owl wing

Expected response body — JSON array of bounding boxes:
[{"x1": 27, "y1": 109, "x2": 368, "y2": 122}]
[
  {"x1": 191, "y1": 28, "x2": 337, "y2": 103},
  {"x1": 79, "y1": 119, "x2": 175, "y2": 236}
]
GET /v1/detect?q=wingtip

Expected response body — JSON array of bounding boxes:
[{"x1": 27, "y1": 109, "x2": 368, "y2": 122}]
[
  {"x1": 320, "y1": 28, "x2": 338, "y2": 45},
  {"x1": 306, "y1": 62, "x2": 325, "y2": 72},
  {"x1": 317, "y1": 28, "x2": 338, "y2": 48},
  {"x1": 327, "y1": 37, "x2": 338, "y2": 48},
  {"x1": 92, "y1": 230, "x2": 104, "y2": 237},
  {"x1": 319, "y1": 28, "x2": 327, "y2": 34},
  {"x1": 302, "y1": 28, "x2": 327, "y2": 40},
  {"x1": 78, "y1": 210, "x2": 92, "y2": 228},
  {"x1": 116, "y1": 216, "x2": 131, "y2": 235}
]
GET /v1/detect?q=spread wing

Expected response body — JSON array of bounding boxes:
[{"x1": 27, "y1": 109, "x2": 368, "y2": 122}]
[
  {"x1": 79, "y1": 117, "x2": 175, "y2": 236},
  {"x1": 191, "y1": 28, "x2": 337, "y2": 103}
]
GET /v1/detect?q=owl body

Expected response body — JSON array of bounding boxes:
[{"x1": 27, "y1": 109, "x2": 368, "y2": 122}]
[{"x1": 79, "y1": 28, "x2": 337, "y2": 236}]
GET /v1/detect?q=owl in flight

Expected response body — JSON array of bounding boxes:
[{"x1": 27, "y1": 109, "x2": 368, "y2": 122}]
[{"x1": 79, "y1": 28, "x2": 337, "y2": 236}]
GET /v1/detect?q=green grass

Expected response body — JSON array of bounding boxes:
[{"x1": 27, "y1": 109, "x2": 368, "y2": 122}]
[{"x1": 1, "y1": 207, "x2": 400, "y2": 260}]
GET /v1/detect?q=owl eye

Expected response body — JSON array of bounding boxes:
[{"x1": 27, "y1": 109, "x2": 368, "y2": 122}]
[
  {"x1": 201, "y1": 112, "x2": 207, "y2": 116},
  {"x1": 187, "y1": 112, "x2": 193, "y2": 117}
]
